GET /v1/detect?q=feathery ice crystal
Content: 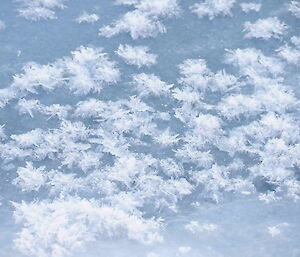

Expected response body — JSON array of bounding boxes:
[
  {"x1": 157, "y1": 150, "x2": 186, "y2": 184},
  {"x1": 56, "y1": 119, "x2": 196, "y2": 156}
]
[{"x1": 1, "y1": 0, "x2": 300, "y2": 257}]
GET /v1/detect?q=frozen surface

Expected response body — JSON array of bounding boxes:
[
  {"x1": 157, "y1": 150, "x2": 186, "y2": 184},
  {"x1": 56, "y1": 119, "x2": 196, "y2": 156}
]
[{"x1": 0, "y1": 0, "x2": 300, "y2": 257}]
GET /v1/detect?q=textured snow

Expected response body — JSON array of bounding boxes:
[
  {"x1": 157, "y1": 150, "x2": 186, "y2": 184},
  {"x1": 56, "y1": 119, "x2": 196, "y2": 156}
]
[
  {"x1": 116, "y1": 44, "x2": 157, "y2": 68},
  {"x1": 243, "y1": 17, "x2": 287, "y2": 40},
  {"x1": 0, "y1": 0, "x2": 300, "y2": 257},
  {"x1": 289, "y1": 1, "x2": 300, "y2": 18},
  {"x1": 75, "y1": 12, "x2": 99, "y2": 24},
  {"x1": 191, "y1": 0, "x2": 236, "y2": 19},
  {"x1": 240, "y1": 2, "x2": 261, "y2": 13},
  {"x1": 15, "y1": 0, "x2": 66, "y2": 21},
  {"x1": 99, "y1": 0, "x2": 180, "y2": 39}
]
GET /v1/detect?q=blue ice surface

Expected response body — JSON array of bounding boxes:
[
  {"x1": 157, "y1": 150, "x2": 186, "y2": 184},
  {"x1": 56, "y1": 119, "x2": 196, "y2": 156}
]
[{"x1": 0, "y1": 0, "x2": 300, "y2": 257}]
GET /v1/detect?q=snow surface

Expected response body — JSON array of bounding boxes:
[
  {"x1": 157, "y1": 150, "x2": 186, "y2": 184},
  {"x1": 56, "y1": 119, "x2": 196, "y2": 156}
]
[{"x1": 0, "y1": 0, "x2": 300, "y2": 257}]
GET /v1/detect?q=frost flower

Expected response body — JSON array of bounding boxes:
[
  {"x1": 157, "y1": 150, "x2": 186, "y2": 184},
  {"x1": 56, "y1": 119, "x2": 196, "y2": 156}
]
[
  {"x1": 244, "y1": 17, "x2": 287, "y2": 40},
  {"x1": 116, "y1": 44, "x2": 157, "y2": 68}
]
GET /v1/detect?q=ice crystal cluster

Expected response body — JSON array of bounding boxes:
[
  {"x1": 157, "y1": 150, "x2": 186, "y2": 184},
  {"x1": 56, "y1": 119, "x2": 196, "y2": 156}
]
[{"x1": 0, "y1": 0, "x2": 300, "y2": 257}]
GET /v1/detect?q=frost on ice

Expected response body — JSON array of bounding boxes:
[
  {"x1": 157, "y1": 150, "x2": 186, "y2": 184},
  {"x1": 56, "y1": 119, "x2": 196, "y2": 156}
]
[
  {"x1": 1, "y1": 46, "x2": 120, "y2": 106},
  {"x1": 116, "y1": 44, "x2": 157, "y2": 68},
  {"x1": 243, "y1": 17, "x2": 287, "y2": 40},
  {"x1": 75, "y1": 12, "x2": 99, "y2": 24},
  {"x1": 240, "y1": 2, "x2": 261, "y2": 13},
  {"x1": 191, "y1": 0, "x2": 236, "y2": 20},
  {"x1": 15, "y1": 0, "x2": 66, "y2": 21},
  {"x1": 289, "y1": 1, "x2": 300, "y2": 18},
  {"x1": 1, "y1": 0, "x2": 300, "y2": 257},
  {"x1": 99, "y1": 0, "x2": 180, "y2": 39}
]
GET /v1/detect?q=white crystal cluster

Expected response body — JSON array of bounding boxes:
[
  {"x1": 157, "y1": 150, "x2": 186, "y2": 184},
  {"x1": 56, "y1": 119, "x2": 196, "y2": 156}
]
[{"x1": 0, "y1": 0, "x2": 300, "y2": 257}]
